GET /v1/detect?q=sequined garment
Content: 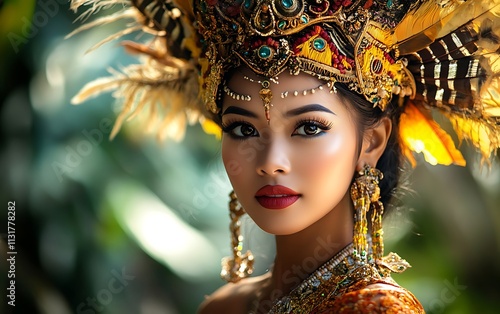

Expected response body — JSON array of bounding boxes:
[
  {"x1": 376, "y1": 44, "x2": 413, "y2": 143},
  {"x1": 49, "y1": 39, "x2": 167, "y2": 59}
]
[{"x1": 267, "y1": 244, "x2": 424, "y2": 313}]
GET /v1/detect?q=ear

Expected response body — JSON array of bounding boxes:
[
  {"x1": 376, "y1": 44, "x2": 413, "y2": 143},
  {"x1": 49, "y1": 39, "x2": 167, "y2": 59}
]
[{"x1": 356, "y1": 117, "x2": 392, "y2": 171}]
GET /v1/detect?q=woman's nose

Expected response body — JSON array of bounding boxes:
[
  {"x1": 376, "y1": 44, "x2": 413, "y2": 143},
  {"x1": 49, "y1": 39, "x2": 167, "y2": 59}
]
[{"x1": 256, "y1": 137, "x2": 291, "y2": 176}]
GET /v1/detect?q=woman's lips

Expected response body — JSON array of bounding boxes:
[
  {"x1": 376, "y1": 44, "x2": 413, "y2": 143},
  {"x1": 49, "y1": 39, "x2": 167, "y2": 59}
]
[{"x1": 255, "y1": 185, "x2": 301, "y2": 210}]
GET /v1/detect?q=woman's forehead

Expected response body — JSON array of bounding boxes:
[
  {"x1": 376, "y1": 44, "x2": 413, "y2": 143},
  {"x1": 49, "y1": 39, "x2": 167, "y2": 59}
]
[{"x1": 222, "y1": 71, "x2": 348, "y2": 119}]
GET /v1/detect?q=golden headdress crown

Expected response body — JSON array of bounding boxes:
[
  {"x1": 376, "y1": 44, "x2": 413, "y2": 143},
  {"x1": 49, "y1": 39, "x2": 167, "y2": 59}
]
[
  {"x1": 69, "y1": 0, "x2": 500, "y2": 166},
  {"x1": 196, "y1": 0, "x2": 417, "y2": 113}
]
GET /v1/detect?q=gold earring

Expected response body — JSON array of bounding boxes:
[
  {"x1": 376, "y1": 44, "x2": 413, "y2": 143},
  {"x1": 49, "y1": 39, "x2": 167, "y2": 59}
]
[
  {"x1": 220, "y1": 191, "x2": 254, "y2": 283},
  {"x1": 350, "y1": 164, "x2": 384, "y2": 264}
]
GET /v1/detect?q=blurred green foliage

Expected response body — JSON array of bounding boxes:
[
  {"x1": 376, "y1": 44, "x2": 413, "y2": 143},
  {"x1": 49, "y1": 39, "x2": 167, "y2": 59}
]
[{"x1": 1, "y1": 1, "x2": 499, "y2": 314}]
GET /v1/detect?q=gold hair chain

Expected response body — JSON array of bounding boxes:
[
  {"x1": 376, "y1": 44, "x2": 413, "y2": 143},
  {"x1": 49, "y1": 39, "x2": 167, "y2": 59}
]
[{"x1": 223, "y1": 76, "x2": 337, "y2": 123}]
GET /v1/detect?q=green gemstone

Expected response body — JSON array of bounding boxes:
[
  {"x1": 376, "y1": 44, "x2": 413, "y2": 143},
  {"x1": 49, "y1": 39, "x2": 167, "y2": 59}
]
[
  {"x1": 258, "y1": 45, "x2": 272, "y2": 59},
  {"x1": 282, "y1": 0, "x2": 294, "y2": 9},
  {"x1": 313, "y1": 38, "x2": 326, "y2": 51},
  {"x1": 278, "y1": 20, "x2": 287, "y2": 29},
  {"x1": 387, "y1": 0, "x2": 393, "y2": 8},
  {"x1": 300, "y1": 15, "x2": 308, "y2": 24}
]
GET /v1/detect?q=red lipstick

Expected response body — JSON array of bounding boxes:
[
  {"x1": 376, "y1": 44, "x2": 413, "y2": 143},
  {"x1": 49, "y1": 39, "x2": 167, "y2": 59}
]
[{"x1": 255, "y1": 185, "x2": 301, "y2": 210}]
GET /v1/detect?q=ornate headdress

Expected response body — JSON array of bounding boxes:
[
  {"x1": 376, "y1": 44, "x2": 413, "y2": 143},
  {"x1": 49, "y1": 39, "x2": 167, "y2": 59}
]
[{"x1": 69, "y1": 0, "x2": 500, "y2": 166}]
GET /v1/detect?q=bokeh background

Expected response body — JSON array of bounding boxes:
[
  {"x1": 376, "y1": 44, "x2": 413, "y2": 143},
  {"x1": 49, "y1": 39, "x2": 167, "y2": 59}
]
[{"x1": 1, "y1": 1, "x2": 499, "y2": 313}]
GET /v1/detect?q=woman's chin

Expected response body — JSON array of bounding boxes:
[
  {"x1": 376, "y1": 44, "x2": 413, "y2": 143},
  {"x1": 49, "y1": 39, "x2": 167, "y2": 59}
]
[{"x1": 252, "y1": 218, "x2": 310, "y2": 236}]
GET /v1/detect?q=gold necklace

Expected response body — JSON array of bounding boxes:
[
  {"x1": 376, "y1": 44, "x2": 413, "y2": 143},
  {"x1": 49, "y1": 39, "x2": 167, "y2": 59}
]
[{"x1": 250, "y1": 244, "x2": 356, "y2": 314}]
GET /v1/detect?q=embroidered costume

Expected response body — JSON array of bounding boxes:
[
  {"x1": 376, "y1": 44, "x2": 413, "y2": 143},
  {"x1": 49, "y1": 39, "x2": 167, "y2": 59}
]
[
  {"x1": 263, "y1": 244, "x2": 423, "y2": 313},
  {"x1": 68, "y1": 0, "x2": 500, "y2": 312}
]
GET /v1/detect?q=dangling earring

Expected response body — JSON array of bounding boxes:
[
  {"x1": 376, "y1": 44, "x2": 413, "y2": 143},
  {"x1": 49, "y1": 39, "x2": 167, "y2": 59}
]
[
  {"x1": 350, "y1": 164, "x2": 384, "y2": 264},
  {"x1": 220, "y1": 191, "x2": 254, "y2": 283}
]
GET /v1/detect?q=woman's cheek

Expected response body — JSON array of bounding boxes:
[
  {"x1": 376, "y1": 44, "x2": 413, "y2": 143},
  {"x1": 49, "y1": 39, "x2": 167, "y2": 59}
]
[
  {"x1": 222, "y1": 142, "x2": 251, "y2": 191},
  {"x1": 298, "y1": 133, "x2": 354, "y2": 173}
]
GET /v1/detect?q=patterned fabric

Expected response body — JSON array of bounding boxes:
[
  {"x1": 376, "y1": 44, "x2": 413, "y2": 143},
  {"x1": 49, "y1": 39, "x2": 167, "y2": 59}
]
[{"x1": 324, "y1": 279, "x2": 424, "y2": 313}]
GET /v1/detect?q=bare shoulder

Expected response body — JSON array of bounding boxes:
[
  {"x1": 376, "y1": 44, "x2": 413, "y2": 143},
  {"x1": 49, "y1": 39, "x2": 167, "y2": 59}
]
[
  {"x1": 326, "y1": 282, "x2": 424, "y2": 314},
  {"x1": 198, "y1": 274, "x2": 269, "y2": 314}
]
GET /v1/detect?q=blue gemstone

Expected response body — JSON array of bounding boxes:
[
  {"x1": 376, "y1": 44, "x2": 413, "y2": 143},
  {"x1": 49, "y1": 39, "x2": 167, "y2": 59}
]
[
  {"x1": 300, "y1": 15, "x2": 308, "y2": 24},
  {"x1": 278, "y1": 20, "x2": 286, "y2": 29},
  {"x1": 282, "y1": 0, "x2": 294, "y2": 9},
  {"x1": 313, "y1": 38, "x2": 326, "y2": 51},
  {"x1": 322, "y1": 272, "x2": 332, "y2": 280},
  {"x1": 244, "y1": 0, "x2": 252, "y2": 9},
  {"x1": 387, "y1": 0, "x2": 393, "y2": 8},
  {"x1": 312, "y1": 279, "x2": 321, "y2": 288},
  {"x1": 258, "y1": 46, "x2": 272, "y2": 59}
]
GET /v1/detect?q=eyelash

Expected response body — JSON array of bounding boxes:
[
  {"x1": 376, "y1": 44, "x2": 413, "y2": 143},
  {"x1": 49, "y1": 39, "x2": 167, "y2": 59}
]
[
  {"x1": 293, "y1": 117, "x2": 333, "y2": 137},
  {"x1": 221, "y1": 117, "x2": 334, "y2": 139},
  {"x1": 221, "y1": 120, "x2": 257, "y2": 140}
]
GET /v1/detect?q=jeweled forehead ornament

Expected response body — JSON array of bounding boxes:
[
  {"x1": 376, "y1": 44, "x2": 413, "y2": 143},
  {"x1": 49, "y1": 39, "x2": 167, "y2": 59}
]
[
  {"x1": 246, "y1": 76, "x2": 276, "y2": 123},
  {"x1": 223, "y1": 75, "x2": 277, "y2": 123},
  {"x1": 260, "y1": 80, "x2": 273, "y2": 123}
]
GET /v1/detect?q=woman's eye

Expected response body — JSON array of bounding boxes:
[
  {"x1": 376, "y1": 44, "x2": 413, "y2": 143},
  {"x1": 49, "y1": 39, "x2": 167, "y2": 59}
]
[
  {"x1": 223, "y1": 122, "x2": 258, "y2": 138},
  {"x1": 235, "y1": 124, "x2": 257, "y2": 137},
  {"x1": 294, "y1": 123, "x2": 324, "y2": 136}
]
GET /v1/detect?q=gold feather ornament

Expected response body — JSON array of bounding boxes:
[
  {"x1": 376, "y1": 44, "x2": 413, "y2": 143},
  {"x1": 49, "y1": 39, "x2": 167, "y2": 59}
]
[
  {"x1": 399, "y1": 101, "x2": 466, "y2": 167},
  {"x1": 68, "y1": 0, "x2": 212, "y2": 141},
  {"x1": 395, "y1": 0, "x2": 500, "y2": 164}
]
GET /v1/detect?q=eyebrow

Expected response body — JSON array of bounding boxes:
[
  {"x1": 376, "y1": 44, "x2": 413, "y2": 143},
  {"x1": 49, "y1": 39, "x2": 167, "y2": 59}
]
[
  {"x1": 221, "y1": 103, "x2": 335, "y2": 118},
  {"x1": 285, "y1": 104, "x2": 336, "y2": 117},
  {"x1": 222, "y1": 106, "x2": 258, "y2": 118}
]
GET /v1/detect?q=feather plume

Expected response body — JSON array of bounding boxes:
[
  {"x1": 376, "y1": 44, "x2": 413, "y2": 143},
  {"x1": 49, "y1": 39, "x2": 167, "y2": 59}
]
[
  {"x1": 397, "y1": 0, "x2": 500, "y2": 164},
  {"x1": 71, "y1": 76, "x2": 121, "y2": 104},
  {"x1": 65, "y1": 8, "x2": 138, "y2": 39},
  {"x1": 87, "y1": 24, "x2": 144, "y2": 54},
  {"x1": 70, "y1": 0, "x2": 129, "y2": 22},
  {"x1": 401, "y1": 1, "x2": 500, "y2": 120},
  {"x1": 446, "y1": 113, "x2": 500, "y2": 161},
  {"x1": 399, "y1": 101, "x2": 466, "y2": 167},
  {"x1": 68, "y1": 0, "x2": 208, "y2": 141},
  {"x1": 72, "y1": 53, "x2": 202, "y2": 141},
  {"x1": 395, "y1": 0, "x2": 500, "y2": 54},
  {"x1": 480, "y1": 76, "x2": 500, "y2": 116}
]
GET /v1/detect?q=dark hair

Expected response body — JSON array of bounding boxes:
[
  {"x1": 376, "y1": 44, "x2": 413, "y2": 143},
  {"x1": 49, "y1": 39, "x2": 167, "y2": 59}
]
[{"x1": 335, "y1": 83, "x2": 404, "y2": 213}]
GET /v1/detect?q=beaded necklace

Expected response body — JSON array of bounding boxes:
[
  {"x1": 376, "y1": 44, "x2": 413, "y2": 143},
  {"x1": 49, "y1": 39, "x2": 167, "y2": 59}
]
[{"x1": 249, "y1": 244, "x2": 359, "y2": 314}]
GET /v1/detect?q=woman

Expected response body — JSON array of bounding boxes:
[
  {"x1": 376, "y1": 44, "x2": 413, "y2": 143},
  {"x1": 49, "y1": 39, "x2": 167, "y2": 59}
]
[
  {"x1": 69, "y1": 0, "x2": 500, "y2": 312},
  {"x1": 200, "y1": 67, "x2": 421, "y2": 313}
]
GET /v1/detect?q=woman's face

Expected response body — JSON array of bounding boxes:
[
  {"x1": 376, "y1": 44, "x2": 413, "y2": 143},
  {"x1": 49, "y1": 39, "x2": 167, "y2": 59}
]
[{"x1": 221, "y1": 69, "x2": 360, "y2": 235}]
